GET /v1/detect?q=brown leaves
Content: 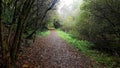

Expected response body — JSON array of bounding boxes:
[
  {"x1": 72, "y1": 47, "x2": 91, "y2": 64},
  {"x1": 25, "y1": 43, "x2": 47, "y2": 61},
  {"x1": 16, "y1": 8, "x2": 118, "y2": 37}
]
[
  {"x1": 22, "y1": 64, "x2": 28, "y2": 68},
  {"x1": 16, "y1": 31, "x2": 93, "y2": 68}
]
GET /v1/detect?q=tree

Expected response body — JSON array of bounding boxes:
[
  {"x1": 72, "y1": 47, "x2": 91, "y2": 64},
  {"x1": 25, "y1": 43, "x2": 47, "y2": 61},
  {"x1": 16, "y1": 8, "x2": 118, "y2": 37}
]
[
  {"x1": 0, "y1": 0, "x2": 58, "y2": 67},
  {"x1": 74, "y1": 0, "x2": 120, "y2": 55},
  {"x1": 61, "y1": 0, "x2": 120, "y2": 56},
  {"x1": 54, "y1": 21, "x2": 61, "y2": 29}
]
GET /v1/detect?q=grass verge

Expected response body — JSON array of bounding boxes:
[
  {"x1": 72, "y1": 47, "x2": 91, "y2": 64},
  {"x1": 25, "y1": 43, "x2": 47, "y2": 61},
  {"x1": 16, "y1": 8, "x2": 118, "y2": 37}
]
[
  {"x1": 37, "y1": 30, "x2": 50, "y2": 37},
  {"x1": 57, "y1": 30, "x2": 120, "y2": 68}
]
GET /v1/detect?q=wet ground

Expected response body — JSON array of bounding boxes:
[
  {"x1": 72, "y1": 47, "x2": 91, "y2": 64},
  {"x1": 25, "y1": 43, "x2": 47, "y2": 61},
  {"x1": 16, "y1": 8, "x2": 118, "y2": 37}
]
[{"x1": 16, "y1": 30, "x2": 93, "y2": 68}]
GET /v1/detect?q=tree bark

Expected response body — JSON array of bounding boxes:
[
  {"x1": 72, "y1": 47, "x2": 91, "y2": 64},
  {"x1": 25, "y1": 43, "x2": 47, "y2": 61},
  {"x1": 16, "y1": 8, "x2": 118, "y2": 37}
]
[{"x1": 0, "y1": 1, "x2": 12, "y2": 68}]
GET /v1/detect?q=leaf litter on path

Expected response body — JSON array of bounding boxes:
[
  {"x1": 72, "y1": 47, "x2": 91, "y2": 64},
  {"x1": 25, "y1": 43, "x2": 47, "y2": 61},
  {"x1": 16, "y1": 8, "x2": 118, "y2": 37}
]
[{"x1": 16, "y1": 30, "x2": 96, "y2": 68}]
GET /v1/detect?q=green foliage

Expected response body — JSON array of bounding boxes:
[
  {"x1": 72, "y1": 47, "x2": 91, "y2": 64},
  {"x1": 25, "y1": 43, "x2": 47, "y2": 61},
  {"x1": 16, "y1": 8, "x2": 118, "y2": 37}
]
[
  {"x1": 54, "y1": 21, "x2": 61, "y2": 29},
  {"x1": 78, "y1": 0, "x2": 120, "y2": 39},
  {"x1": 57, "y1": 30, "x2": 120, "y2": 68},
  {"x1": 0, "y1": 0, "x2": 58, "y2": 67},
  {"x1": 57, "y1": 30, "x2": 90, "y2": 52},
  {"x1": 37, "y1": 30, "x2": 50, "y2": 37},
  {"x1": 61, "y1": 0, "x2": 120, "y2": 56},
  {"x1": 47, "y1": 20, "x2": 55, "y2": 28}
]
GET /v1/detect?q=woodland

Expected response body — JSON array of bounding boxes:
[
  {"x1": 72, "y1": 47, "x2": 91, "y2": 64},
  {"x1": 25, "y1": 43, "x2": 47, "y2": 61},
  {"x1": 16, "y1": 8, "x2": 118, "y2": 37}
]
[{"x1": 0, "y1": 0, "x2": 120, "y2": 68}]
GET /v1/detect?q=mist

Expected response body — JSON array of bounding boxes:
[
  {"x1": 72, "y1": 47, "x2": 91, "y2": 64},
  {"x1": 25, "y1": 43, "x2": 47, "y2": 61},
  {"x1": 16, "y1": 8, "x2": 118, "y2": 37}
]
[{"x1": 57, "y1": 0, "x2": 83, "y2": 20}]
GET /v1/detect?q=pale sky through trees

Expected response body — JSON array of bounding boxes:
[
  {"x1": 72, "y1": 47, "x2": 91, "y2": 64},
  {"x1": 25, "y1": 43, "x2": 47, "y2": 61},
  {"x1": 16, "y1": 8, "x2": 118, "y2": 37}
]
[{"x1": 57, "y1": 0, "x2": 83, "y2": 20}]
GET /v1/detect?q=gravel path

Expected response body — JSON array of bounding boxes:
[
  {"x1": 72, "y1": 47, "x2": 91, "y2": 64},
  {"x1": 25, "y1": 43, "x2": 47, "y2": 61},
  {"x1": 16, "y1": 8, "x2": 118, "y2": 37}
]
[{"x1": 16, "y1": 30, "x2": 93, "y2": 68}]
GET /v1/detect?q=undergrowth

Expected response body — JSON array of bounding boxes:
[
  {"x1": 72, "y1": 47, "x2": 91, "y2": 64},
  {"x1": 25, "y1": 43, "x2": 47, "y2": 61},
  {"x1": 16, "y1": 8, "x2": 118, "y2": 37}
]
[
  {"x1": 37, "y1": 30, "x2": 50, "y2": 37},
  {"x1": 57, "y1": 30, "x2": 120, "y2": 68}
]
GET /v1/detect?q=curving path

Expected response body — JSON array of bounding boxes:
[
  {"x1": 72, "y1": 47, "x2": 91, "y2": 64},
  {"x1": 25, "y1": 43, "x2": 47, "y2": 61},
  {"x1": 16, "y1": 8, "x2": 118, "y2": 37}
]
[{"x1": 16, "y1": 30, "x2": 94, "y2": 68}]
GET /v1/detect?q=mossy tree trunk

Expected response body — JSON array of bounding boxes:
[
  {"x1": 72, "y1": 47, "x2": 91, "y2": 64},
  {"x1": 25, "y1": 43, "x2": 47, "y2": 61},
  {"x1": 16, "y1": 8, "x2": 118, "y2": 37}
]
[{"x1": 0, "y1": 0, "x2": 58, "y2": 67}]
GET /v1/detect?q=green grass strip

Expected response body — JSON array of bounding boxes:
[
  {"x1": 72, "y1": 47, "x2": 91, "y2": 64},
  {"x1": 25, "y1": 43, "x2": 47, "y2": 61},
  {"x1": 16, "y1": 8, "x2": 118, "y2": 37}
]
[
  {"x1": 37, "y1": 30, "x2": 50, "y2": 37},
  {"x1": 57, "y1": 30, "x2": 120, "y2": 68}
]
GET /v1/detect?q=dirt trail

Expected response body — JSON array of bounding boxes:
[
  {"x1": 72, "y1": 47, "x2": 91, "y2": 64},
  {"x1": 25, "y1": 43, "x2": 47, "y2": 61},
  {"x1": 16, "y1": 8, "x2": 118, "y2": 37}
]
[{"x1": 16, "y1": 30, "x2": 93, "y2": 68}]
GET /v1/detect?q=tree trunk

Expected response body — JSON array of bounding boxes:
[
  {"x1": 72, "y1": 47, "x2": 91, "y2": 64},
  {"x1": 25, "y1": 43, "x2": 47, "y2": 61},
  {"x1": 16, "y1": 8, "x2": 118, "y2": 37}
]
[{"x1": 0, "y1": 1, "x2": 12, "y2": 67}]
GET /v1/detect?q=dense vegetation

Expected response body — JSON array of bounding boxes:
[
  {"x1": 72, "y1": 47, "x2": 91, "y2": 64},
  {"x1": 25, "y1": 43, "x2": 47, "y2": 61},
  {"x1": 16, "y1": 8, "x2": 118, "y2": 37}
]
[
  {"x1": 0, "y1": 0, "x2": 120, "y2": 67},
  {"x1": 57, "y1": 30, "x2": 120, "y2": 67},
  {"x1": 60, "y1": 0, "x2": 120, "y2": 67},
  {"x1": 61, "y1": 0, "x2": 120, "y2": 56},
  {"x1": 0, "y1": 0, "x2": 58, "y2": 67}
]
